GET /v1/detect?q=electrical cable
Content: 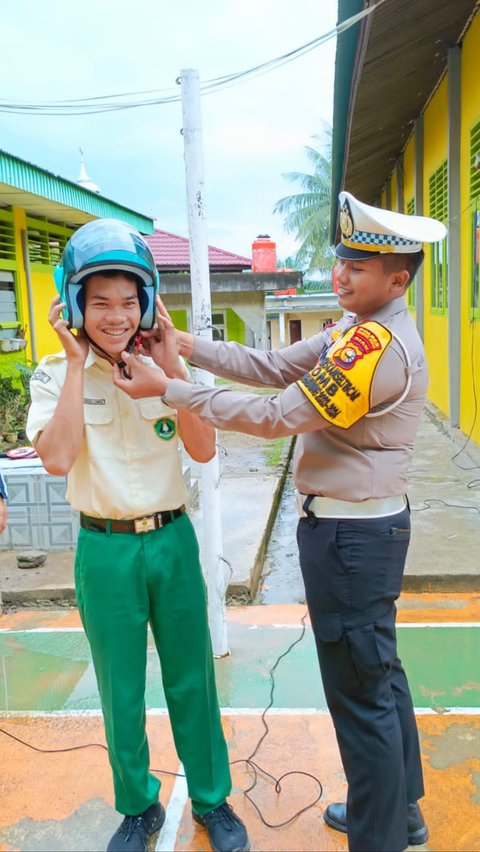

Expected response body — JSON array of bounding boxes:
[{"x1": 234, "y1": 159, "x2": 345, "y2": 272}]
[
  {"x1": 0, "y1": 609, "x2": 323, "y2": 829},
  {"x1": 0, "y1": 0, "x2": 390, "y2": 116}
]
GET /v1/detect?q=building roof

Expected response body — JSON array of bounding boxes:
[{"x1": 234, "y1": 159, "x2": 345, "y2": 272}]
[
  {"x1": 330, "y1": 0, "x2": 477, "y2": 241},
  {"x1": 146, "y1": 228, "x2": 252, "y2": 272},
  {"x1": 0, "y1": 149, "x2": 154, "y2": 233}
]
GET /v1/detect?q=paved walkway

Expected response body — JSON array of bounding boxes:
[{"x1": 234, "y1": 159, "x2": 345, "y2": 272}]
[{"x1": 0, "y1": 593, "x2": 479, "y2": 851}]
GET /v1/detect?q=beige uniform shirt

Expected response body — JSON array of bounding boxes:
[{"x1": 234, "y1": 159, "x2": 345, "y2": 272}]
[
  {"x1": 26, "y1": 348, "x2": 188, "y2": 519},
  {"x1": 164, "y1": 296, "x2": 428, "y2": 501}
]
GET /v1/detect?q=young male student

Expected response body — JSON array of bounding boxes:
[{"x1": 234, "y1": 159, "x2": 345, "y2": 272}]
[
  {"x1": 113, "y1": 193, "x2": 447, "y2": 852},
  {"x1": 26, "y1": 219, "x2": 250, "y2": 852}
]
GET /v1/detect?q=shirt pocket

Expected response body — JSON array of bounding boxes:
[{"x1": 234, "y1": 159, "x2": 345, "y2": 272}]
[
  {"x1": 138, "y1": 399, "x2": 178, "y2": 451},
  {"x1": 83, "y1": 403, "x2": 114, "y2": 458}
]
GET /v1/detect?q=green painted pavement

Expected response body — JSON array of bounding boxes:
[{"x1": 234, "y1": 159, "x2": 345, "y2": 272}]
[{"x1": 0, "y1": 624, "x2": 479, "y2": 713}]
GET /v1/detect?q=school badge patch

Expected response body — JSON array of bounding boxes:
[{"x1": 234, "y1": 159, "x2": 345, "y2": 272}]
[
  {"x1": 297, "y1": 321, "x2": 392, "y2": 428},
  {"x1": 154, "y1": 417, "x2": 176, "y2": 440}
]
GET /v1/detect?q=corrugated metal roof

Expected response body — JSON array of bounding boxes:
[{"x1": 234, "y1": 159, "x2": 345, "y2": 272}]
[
  {"x1": 0, "y1": 149, "x2": 154, "y2": 233},
  {"x1": 331, "y1": 0, "x2": 478, "y2": 237},
  {"x1": 147, "y1": 229, "x2": 252, "y2": 271}
]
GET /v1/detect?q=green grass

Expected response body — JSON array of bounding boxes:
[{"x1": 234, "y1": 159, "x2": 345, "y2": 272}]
[{"x1": 264, "y1": 438, "x2": 286, "y2": 468}]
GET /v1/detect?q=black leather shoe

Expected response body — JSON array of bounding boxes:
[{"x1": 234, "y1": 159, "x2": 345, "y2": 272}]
[
  {"x1": 407, "y1": 802, "x2": 429, "y2": 846},
  {"x1": 193, "y1": 802, "x2": 250, "y2": 852},
  {"x1": 323, "y1": 801, "x2": 429, "y2": 846},
  {"x1": 107, "y1": 802, "x2": 165, "y2": 852}
]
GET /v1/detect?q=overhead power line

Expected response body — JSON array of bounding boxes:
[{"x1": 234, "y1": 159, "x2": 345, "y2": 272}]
[{"x1": 0, "y1": 0, "x2": 389, "y2": 116}]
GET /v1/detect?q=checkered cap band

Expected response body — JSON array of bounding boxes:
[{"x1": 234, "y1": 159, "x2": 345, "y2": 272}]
[{"x1": 346, "y1": 229, "x2": 421, "y2": 250}]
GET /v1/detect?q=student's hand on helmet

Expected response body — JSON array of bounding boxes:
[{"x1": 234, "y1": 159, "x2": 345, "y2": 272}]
[
  {"x1": 113, "y1": 351, "x2": 169, "y2": 399},
  {"x1": 48, "y1": 296, "x2": 89, "y2": 365},
  {"x1": 139, "y1": 297, "x2": 188, "y2": 379}
]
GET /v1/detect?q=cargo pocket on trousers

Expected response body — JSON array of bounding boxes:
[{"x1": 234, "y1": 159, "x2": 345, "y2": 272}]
[
  {"x1": 345, "y1": 623, "x2": 390, "y2": 691},
  {"x1": 316, "y1": 613, "x2": 343, "y2": 642}
]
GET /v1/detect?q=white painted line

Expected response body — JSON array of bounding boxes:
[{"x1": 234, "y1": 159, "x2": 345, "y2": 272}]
[
  {"x1": 267, "y1": 622, "x2": 480, "y2": 629},
  {"x1": 1, "y1": 622, "x2": 479, "y2": 634},
  {"x1": 0, "y1": 627, "x2": 84, "y2": 633},
  {"x1": 1, "y1": 707, "x2": 479, "y2": 718},
  {"x1": 398, "y1": 622, "x2": 480, "y2": 628},
  {"x1": 155, "y1": 763, "x2": 188, "y2": 852}
]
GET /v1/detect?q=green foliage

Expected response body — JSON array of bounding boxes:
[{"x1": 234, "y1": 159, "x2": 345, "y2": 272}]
[
  {"x1": 0, "y1": 361, "x2": 36, "y2": 437},
  {"x1": 0, "y1": 376, "x2": 23, "y2": 433},
  {"x1": 15, "y1": 361, "x2": 37, "y2": 400},
  {"x1": 273, "y1": 124, "x2": 334, "y2": 274}
]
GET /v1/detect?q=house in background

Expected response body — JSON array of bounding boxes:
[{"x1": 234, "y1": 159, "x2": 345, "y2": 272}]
[
  {"x1": 331, "y1": 0, "x2": 480, "y2": 446},
  {"x1": 148, "y1": 229, "x2": 302, "y2": 349},
  {"x1": 266, "y1": 290, "x2": 342, "y2": 349},
  {"x1": 0, "y1": 149, "x2": 154, "y2": 370}
]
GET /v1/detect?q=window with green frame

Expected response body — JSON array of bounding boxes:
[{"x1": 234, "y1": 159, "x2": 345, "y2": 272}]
[
  {"x1": 429, "y1": 161, "x2": 448, "y2": 312},
  {"x1": 26, "y1": 216, "x2": 74, "y2": 267},
  {"x1": 406, "y1": 197, "x2": 416, "y2": 308},
  {"x1": 0, "y1": 208, "x2": 19, "y2": 329},
  {"x1": 470, "y1": 118, "x2": 480, "y2": 317}
]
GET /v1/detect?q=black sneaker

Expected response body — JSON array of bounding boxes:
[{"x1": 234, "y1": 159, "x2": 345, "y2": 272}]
[
  {"x1": 193, "y1": 802, "x2": 250, "y2": 852},
  {"x1": 107, "y1": 802, "x2": 166, "y2": 852}
]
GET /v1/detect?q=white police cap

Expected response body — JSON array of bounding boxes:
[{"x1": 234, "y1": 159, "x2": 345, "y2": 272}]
[{"x1": 336, "y1": 191, "x2": 447, "y2": 261}]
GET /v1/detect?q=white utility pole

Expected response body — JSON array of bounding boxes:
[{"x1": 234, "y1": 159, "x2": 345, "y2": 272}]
[{"x1": 179, "y1": 68, "x2": 229, "y2": 657}]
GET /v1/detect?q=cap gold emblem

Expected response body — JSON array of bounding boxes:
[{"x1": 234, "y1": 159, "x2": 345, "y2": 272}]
[{"x1": 339, "y1": 199, "x2": 354, "y2": 239}]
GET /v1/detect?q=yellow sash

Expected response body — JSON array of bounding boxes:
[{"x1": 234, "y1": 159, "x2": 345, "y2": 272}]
[{"x1": 297, "y1": 321, "x2": 393, "y2": 429}]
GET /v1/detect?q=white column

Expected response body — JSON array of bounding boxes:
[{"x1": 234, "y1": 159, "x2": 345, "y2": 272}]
[
  {"x1": 179, "y1": 68, "x2": 229, "y2": 657},
  {"x1": 279, "y1": 311, "x2": 286, "y2": 347}
]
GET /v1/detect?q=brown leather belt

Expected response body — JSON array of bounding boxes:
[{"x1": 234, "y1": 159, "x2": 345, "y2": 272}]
[{"x1": 80, "y1": 506, "x2": 186, "y2": 534}]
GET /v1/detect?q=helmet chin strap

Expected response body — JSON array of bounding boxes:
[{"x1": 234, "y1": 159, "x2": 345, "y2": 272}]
[{"x1": 84, "y1": 328, "x2": 140, "y2": 377}]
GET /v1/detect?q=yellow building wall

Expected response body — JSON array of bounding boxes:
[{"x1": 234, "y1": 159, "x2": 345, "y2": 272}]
[
  {"x1": 403, "y1": 137, "x2": 414, "y2": 207},
  {"x1": 422, "y1": 76, "x2": 449, "y2": 416},
  {"x1": 459, "y1": 12, "x2": 480, "y2": 444},
  {"x1": 30, "y1": 269, "x2": 62, "y2": 359},
  {"x1": 11, "y1": 207, "x2": 62, "y2": 363},
  {"x1": 403, "y1": 137, "x2": 416, "y2": 318},
  {"x1": 390, "y1": 170, "x2": 398, "y2": 212}
]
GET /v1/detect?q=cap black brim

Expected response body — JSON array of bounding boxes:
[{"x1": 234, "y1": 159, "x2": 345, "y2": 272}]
[{"x1": 335, "y1": 243, "x2": 382, "y2": 261}]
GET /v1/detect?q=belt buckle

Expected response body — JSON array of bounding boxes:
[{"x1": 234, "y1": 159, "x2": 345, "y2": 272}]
[{"x1": 134, "y1": 515, "x2": 156, "y2": 534}]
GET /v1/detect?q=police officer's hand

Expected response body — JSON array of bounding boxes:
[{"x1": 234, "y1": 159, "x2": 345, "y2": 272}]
[
  {"x1": 113, "y1": 351, "x2": 169, "y2": 399},
  {"x1": 48, "y1": 296, "x2": 89, "y2": 365},
  {"x1": 139, "y1": 297, "x2": 193, "y2": 377},
  {"x1": 0, "y1": 497, "x2": 7, "y2": 535}
]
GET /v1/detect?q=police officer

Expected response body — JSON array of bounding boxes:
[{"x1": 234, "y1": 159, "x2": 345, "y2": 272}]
[
  {"x1": 26, "y1": 219, "x2": 250, "y2": 852},
  {"x1": 115, "y1": 192, "x2": 447, "y2": 852}
]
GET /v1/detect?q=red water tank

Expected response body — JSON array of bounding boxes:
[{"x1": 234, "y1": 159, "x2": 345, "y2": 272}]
[{"x1": 252, "y1": 234, "x2": 277, "y2": 273}]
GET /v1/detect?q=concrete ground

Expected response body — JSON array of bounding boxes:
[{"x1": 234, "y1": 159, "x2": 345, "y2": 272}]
[
  {"x1": 0, "y1": 594, "x2": 479, "y2": 851},
  {"x1": 1, "y1": 402, "x2": 480, "y2": 608},
  {"x1": 1, "y1": 402, "x2": 480, "y2": 850}
]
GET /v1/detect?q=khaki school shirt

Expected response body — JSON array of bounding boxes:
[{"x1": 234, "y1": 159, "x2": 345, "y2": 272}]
[
  {"x1": 164, "y1": 296, "x2": 428, "y2": 501},
  {"x1": 26, "y1": 348, "x2": 188, "y2": 519}
]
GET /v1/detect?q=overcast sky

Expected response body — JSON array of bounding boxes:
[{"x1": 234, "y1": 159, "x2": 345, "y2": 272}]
[{"x1": 1, "y1": 0, "x2": 337, "y2": 260}]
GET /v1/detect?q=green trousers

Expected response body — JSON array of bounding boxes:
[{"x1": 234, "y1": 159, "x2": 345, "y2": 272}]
[{"x1": 74, "y1": 513, "x2": 232, "y2": 816}]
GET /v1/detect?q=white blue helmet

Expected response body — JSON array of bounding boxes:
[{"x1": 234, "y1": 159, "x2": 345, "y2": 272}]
[{"x1": 54, "y1": 218, "x2": 159, "y2": 329}]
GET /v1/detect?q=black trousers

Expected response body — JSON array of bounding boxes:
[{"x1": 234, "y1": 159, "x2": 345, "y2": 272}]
[{"x1": 297, "y1": 507, "x2": 424, "y2": 852}]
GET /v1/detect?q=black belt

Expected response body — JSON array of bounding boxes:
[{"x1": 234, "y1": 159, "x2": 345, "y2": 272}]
[{"x1": 80, "y1": 506, "x2": 186, "y2": 535}]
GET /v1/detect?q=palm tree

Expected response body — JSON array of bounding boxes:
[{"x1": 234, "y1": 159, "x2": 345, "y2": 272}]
[{"x1": 273, "y1": 126, "x2": 333, "y2": 275}]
